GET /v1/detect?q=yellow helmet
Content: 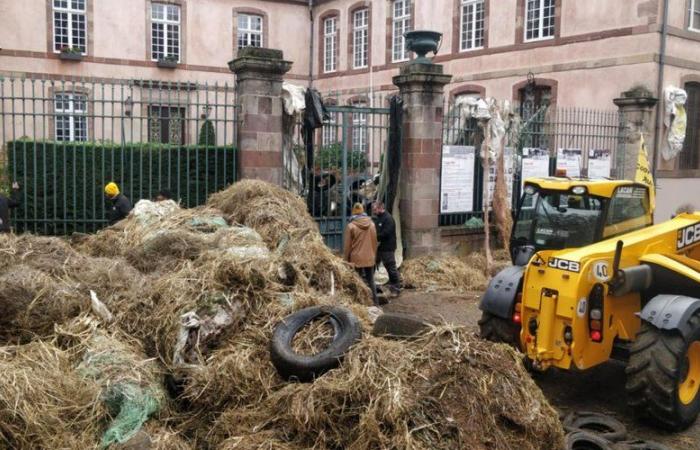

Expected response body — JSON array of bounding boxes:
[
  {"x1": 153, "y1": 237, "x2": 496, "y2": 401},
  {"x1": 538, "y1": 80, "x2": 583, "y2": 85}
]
[{"x1": 104, "y1": 182, "x2": 120, "y2": 198}]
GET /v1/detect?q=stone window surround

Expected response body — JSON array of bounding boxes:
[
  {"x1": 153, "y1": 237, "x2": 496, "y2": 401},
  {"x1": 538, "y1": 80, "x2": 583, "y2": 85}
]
[
  {"x1": 658, "y1": 73, "x2": 700, "y2": 177},
  {"x1": 232, "y1": 7, "x2": 269, "y2": 58},
  {"x1": 511, "y1": 77, "x2": 558, "y2": 107},
  {"x1": 145, "y1": 0, "x2": 187, "y2": 64},
  {"x1": 318, "y1": 9, "x2": 341, "y2": 75},
  {"x1": 452, "y1": 0, "x2": 490, "y2": 54},
  {"x1": 690, "y1": 0, "x2": 700, "y2": 32},
  {"x1": 347, "y1": 1, "x2": 372, "y2": 74},
  {"x1": 47, "y1": 85, "x2": 94, "y2": 142},
  {"x1": 449, "y1": 84, "x2": 486, "y2": 100},
  {"x1": 386, "y1": 0, "x2": 416, "y2": 63},
  {"x1": 515, "y1": 0, "x2": 562, "y2": 45},
  {"x1": 45, "y1": 0, "x2": 94, "y2": 56}
]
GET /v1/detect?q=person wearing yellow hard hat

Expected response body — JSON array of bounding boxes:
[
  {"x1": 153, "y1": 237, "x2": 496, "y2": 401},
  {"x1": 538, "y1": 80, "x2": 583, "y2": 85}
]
[{"x1": 104, "y1": 182, "x2": 132, "y2": 225}]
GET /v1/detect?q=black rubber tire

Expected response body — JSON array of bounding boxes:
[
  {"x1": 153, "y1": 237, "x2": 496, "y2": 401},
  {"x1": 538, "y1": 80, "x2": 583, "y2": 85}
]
[
  {"x1": 478, "y1": 311, "x2": 520, "y2": 347},
  {"x1": 564, "y1": 431, "x2": 614, "y2": 450},
  {"x1": 562, "y1": 411, "x2": 627, "y2": 442},
  {"x1": 371, "y1": 312, "x2": 429, "y2": 339},
  {"x1": 625, "y1": 311, "x2": 700, "y2": 431},
  {"x1": 270, "y1": 306, "x2": 361, "y2": 382},
  {"x1": 614, "y1": 440, "x2": 673, "y2": 450}
]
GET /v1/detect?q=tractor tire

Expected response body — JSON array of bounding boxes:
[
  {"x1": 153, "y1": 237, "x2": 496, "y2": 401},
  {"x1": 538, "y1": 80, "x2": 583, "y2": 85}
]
[
  {"x1": 625, "y1": 311, "x2": 700, "y2": 431},
  {"x1": 562, "y1": 411, "x2": 627, "y2": 442},
  {"x1": 478, "y1": 311, "x2": 520, "y2": 347}
]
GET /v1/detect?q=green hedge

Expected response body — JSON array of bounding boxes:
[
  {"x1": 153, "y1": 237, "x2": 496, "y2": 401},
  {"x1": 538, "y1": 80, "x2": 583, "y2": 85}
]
[{"x1": 7, "y1": 140, "x2": 237, "y2": 234}]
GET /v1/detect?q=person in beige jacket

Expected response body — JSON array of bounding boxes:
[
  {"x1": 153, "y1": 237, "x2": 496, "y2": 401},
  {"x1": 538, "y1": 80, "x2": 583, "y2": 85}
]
[{"x1": 343, "y1": 203, "x2": 378, "y2": 305}]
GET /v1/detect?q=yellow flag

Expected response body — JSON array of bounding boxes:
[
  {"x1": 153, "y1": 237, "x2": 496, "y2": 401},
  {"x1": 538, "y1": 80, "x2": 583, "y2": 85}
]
[{"x1": 635, "y1": 133, "x2": 655, "y2": 211}]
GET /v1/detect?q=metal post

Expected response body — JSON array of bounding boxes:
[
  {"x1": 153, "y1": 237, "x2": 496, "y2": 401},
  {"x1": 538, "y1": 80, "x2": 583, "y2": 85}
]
[{"x1": 341, "y1": 110, "x2": 349, "y2": 238}]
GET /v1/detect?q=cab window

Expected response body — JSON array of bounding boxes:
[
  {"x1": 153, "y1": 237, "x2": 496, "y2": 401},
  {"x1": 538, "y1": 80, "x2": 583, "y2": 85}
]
[{"x1": 604, "y1": 186, "x2": 652, "y2": 237}]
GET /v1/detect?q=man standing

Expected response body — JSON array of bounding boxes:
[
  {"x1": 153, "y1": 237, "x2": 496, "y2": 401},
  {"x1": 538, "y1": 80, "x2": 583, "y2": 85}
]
[
  {"x1": 104, "y1": 182, "x2": 132, "y2": 225},
  {"x1": 343, "y1": 202, "x2": 378, "y2": 305},
  {"x1": 372, "y1": 200, "x2": 401, "y2": 295},
  {"x1": 0, "y1": 182, "x2": 20, "y2": 233}
]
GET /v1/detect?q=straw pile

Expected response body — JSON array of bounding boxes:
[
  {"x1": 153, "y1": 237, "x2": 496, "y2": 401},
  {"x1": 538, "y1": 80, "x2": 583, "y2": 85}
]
[
  {"x1": 402, "y1": 249, "x2": 512, "y2": 292},
  {"x1": 0, "y1": 180, "x2": 563, "y2": 449}
]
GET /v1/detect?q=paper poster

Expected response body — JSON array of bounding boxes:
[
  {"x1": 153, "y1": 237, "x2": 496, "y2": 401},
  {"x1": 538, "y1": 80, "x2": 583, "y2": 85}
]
[
  {"x1": 557, "y1": 148, "x2": 582, "y2": 178},
  {"x1": 487, "y1": 147, "x2": 514, "y2": 209},
  {"x1": 521, "y1": 147, "x2": 550, "y2": 187},
  {"x1": 588, "y1": 149, "x2": 612, "y2": 179},
  {"x1": 440, "y1": 145, "x2": 475, "y2": 213}
]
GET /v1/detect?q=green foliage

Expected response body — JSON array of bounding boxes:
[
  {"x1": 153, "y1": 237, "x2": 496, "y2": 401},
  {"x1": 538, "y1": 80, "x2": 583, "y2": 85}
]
[
  {"x1": 7, "y1": 140, "x2": 237, "y2": 234},
  {"x1": 198, "y1": 120, "x2": 217, "y2": 146},
  {"x1": 315, "y1": 143, "x2": 368, "y2": 172}
]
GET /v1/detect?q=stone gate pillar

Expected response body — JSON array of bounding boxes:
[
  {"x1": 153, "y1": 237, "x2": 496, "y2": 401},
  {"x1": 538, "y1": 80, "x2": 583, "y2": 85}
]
[
  {"x1": 229, "y1": 48, "x2": 292, "y2": 184},
  {"x1": 613, "y1": 90, "x2": 658, "y2": 180},
  {"x1": 393, "y1": 63, "x2": 452, "y2": 257}
]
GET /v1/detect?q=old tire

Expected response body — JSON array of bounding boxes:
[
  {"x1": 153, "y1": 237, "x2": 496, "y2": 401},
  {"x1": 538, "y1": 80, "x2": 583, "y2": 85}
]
[
  {"x1": 270, "y1": 306, "x2": 361, "y2": 382},
  {"x1": 614, "y1": 440, "x2": 672, "y2": 450},
  {"x1": 478, "y1": 311, "x2": 520, "y2": 347},
  {"x1": 372, "y1": 312, "x2": 430, "y2": 339},
  {"x1": 564, "y1": 431, "x2": 614, "y2": 450},
  {"x1": 562, "y1": 411, "x2": 627, "y2": 442},
  {"x1": 625, "y1": 311, "x2": 700, "y2": 431}
]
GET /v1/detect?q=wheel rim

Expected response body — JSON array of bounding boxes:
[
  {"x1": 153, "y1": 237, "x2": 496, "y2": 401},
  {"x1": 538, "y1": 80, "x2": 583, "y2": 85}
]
[{"x1": 679, "y1": 341, "x2": 700, "y2": 405}]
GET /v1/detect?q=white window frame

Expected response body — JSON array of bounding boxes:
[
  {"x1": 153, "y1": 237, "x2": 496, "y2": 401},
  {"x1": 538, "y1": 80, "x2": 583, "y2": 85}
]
[
  {"x1": 52, "y1": 0, "x2": 87, "y2": 55},
  {"x1": 460, "y1": 0, "x2": 485, "y2": 52},
  {"x1": 353, "y1": 9, "x2": 369, "y2": 70},
  {"x1": 322, "y1": 111, "x2": 338, "y2": 147},
  {"x1": 352, "y1": 108, "x2": 368, "y2": 152},
  {"x1": 392, "y1": 0, "x2": 411, "y2": 63},
  {"x1": 55, "y1": 93, "x2": 88, "y2": 142},
  {"x1": 524, "y1": 0, "x2": 556, "y2": 43},
  {"x1": 323, "y1": 17, "x2": 337, "y2": 73},
  {"x1": 690, "y1": 0, "x2": 700, "y2": 32},
  {"x1": 238, "y1": 14, "x2": 264, "y2": 49},
  {"x1": 151, "y1": 3, "x2": 181, "y2": 62}
]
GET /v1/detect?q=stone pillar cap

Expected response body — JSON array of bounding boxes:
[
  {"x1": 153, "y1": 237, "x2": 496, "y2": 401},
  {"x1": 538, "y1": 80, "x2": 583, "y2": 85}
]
[
  {"x1": 393, "y1": 63, "x2": 452, "y2": 88},
  {"x1": 228, "y1": 47, "x2": 293, "y2": 76}
]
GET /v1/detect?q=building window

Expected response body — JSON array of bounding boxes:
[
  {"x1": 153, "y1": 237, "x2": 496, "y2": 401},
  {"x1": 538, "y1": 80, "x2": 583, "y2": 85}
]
[
  {"x1": 353, "y1": 8, "x2": 369, "y2": 69},
  {"x1": 680, "y1": 82, "x2": 700, "y2": 170},
  {"x1": 53, "y1": 0, "x2": 87, "y2": 54},
  {"x1": 351, "y1": 106, "x2": 368, "y2": 152},
  {"x1": 691, "y1": 0, "x2": 700, "y2": 31},
  {"x1": 238, "y1": 14, "x2": 263, "y2": 49},
  {"x1": 460, "y1": 0, "x2": 485, "y2": 51},
  {"x1": 525, "y1": 0, "x2": 555, "y2": 42},
  {"x1": 151, "y1": 3, "x2": 180, "y2": 62},
  {"x1": 55, "y1": 93, "x2": 87, "y2": 142},
  {"x1": 322, "y1": 111, "x2": 339, "y2": 147},
  {"x1": 392, "y1": 0, "x2": 411, "y2": 62},
  {"x1": 148, "y1": 106, "x2": 185, "y2": 144},
  {"x1": 323, "y1": 17, "x2": 337, "y2": 73}
]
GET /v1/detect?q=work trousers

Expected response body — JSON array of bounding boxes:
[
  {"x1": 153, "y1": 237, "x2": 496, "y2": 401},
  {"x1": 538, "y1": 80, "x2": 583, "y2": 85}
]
[
  {"x1": 377, "y1": 250, "x2": 401, "y2": 291},
  {"x1": 356, "y1": 267, "x2": 378, "y2": 306}
]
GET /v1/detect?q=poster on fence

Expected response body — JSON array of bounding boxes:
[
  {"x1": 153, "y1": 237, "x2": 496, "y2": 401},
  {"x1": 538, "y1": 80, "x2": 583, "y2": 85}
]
[
  {"x1": 521, "y1": 147, "x2": 550, "y2": 187},
  {"x1": 440, "y1": 145, "x2": 475, "y2": 213},
  {"x1": 588, "y1": 149, "x2": 612, "y2": 179},
  {"x1": 487, "y1": 147, "x2": 514, "y2": 209},
  {"x1": 556, "y1": 148, "x2": 582, "y2": 178}
]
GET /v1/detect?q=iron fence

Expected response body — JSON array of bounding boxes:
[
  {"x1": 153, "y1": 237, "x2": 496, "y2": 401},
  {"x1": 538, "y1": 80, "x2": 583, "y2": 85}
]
[
  {"x1": 0, "y1": 76, "x2": 239, "y2": 234},
  {"x1": 440, "y1": 102, "x2": 625, "y2": 228},
  {"x1": 285, "y1": 101, "x2": 391, "y2": 250}
]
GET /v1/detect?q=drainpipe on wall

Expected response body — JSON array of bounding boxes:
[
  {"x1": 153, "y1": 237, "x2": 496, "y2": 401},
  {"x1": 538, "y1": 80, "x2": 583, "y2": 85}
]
[
  {"x1": 308, "y1": 0, "x2": 314, "y2": 88},
  {"x1": 652, "y1": 0, "x2": 670, "y2": 178}
]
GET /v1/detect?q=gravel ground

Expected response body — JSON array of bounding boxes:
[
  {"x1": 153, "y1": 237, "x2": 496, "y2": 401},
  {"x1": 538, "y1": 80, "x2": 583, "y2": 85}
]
[{"x1": 382, "y1": 289, "x2": 700, "y2": 450}]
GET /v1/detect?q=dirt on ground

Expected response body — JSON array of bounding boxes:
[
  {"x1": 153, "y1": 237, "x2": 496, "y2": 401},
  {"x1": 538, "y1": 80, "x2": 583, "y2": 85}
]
[{"x1": 383, "y1": 289, "x2": 700, "y2": 450}]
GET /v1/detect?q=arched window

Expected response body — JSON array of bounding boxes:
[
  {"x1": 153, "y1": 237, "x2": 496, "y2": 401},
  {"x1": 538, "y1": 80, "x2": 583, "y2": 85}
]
[{"x1": 680, "y1": 82, "x2": 700, "y2": 170}]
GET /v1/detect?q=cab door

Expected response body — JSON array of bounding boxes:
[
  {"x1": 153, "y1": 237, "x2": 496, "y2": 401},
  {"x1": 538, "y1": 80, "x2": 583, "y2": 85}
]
[{"x1": 603, "y1": 185, "x2": 653, "y2": 239}]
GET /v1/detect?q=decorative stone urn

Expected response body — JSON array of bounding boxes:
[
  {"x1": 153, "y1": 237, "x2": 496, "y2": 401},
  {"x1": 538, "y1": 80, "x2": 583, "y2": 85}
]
[{"x1": 404, "y1": 30, "x2": 442, "y2": 64}]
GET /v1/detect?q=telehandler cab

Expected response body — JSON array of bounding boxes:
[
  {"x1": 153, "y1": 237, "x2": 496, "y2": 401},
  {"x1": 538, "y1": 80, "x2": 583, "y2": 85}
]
[{"x1": 479, "y1": 177, "x2": 700, "y2": 430}]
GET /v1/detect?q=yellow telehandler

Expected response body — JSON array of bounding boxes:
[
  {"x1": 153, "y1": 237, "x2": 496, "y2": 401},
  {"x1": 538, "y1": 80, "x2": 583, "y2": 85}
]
[{"x1": 479, "y1": 177, "x2": 700, "y2": 430}]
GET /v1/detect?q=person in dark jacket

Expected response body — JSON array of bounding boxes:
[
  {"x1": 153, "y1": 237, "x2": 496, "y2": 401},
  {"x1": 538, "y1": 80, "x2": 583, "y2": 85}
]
[
  {"x1": 0, "y1": 182, "x2": 21, "y2": 233},
  {"x1": 372, "y1": 200, "x2": 401, "y2": 295},
  {"x1": 104, "y1": 182, "x2": 132, "y2": 225},
  {"x1": 344, "y1": 202, "x2": 378, "y2": 305}
]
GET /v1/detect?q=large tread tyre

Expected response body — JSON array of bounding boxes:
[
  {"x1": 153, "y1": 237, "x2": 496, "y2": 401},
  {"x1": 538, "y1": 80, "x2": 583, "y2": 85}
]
[
  {"x1": 270, "y1": 306, "x2": 361, "y2": 382},
  {"x1": 562, "y1": 411, "x2": 627, "y2": 442},
  {"x1": 564, "y1": 431, "x2": 614, "y2": 450},
  {"x1": 478, "y1": 311, "x2": 520, "y2": 348},
  {"x1": 625, "y1": 311, "x2": 700, "y2": 431}
]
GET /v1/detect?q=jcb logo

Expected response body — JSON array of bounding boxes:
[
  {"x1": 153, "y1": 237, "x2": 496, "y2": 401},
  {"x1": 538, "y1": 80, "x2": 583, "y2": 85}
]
[
  {"x1": 548, "y1": 258, "x2": 581, "y2": 273},
  {"x1": 677, "y1": 222, "x2": 700, "y2": 251}
]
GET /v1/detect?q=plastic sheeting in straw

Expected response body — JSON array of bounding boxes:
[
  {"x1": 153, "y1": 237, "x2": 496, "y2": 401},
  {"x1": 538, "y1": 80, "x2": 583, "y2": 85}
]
[
  {"x1": 132, "y1": 199, "x2": 181, "y2": 225},
  {"x1": 662, "y1": 86, "x2": 688, "y2": 161}
]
